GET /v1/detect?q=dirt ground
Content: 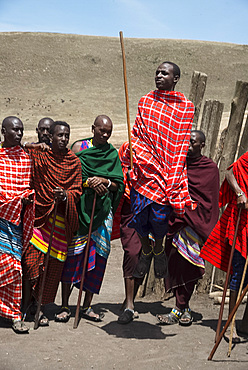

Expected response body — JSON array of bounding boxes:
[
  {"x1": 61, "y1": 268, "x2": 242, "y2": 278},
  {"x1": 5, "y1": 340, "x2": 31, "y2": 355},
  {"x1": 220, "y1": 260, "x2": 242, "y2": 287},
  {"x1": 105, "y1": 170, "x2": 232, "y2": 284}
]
[{"x1": 0, "y1": 239, "x2": 248, "y2": 370}]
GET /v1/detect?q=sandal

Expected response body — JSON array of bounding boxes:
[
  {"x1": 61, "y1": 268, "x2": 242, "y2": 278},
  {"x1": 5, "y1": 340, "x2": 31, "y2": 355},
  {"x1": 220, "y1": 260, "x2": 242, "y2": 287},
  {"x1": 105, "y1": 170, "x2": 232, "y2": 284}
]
[
  {"x1": 12, "y1": 319, "x2": 29, "y2": 334},
  {"x1": 80, "y1": 307, "x2": 104, "y2": 322},
  {"x1": 153, "y1": 250, "x2": 168, "y2": 278},
  {"x1": 38, "y1": 313, "x2": 49, "y2": 327},
  {"x1": 118, "y1": 308, "x2": 134, "y2": 324},
  {"x1": 156, "y1": 308, "x2": 182, "y2": 325},
  {"x1": 179, "y1": 308, "x2": 193, "y2": 326},
  {"x1": 132, "y1": 250, "x2": 153, "y2": 279},
  {"x1": 55, "y1": 306, "x2": 71, "y2": 323}
]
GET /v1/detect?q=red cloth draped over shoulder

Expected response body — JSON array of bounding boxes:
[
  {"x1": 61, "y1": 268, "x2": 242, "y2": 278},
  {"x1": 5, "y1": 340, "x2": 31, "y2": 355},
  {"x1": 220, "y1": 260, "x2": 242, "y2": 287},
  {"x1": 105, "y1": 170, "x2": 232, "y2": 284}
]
[
  {"x1": 122, "y1": 90, "x2": 195, "y2": 216},
  {"x1": 29, "y1": 149, "x2": 82, "y2": 244},
  {"x1": 167, "y1": 155, "x2": 219, "y2": 242},
  {"x1": 200, "y1": 152, "x2": 248, "y2": 272}
]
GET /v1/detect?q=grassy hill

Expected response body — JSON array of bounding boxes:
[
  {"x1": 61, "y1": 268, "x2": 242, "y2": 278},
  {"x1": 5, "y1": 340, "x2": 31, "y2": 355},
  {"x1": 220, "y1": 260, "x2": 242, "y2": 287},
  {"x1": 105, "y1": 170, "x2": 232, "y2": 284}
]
[{"x1": 0, "y1": 32, "x2": 247, "y2": 146}]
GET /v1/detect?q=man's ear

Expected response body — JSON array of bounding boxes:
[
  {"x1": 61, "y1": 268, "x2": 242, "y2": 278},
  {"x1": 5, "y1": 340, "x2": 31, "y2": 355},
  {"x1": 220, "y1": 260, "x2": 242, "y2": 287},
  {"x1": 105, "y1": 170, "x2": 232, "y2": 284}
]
[
  {"x1": 201, "y1": 141, "x2": 205, "y2": 148},
  {"x1": 36, "y1": 127, "x2": 38, "y2": 134},
  {"x1": 174, "y1": 75, "x2": 180, "y2": 84},
  {"x1": 92, "y1": 125, "x2": 95, "y2": 132},
  {"x1": 1, "y1": 127, "x2": 5, "y2": 136}
]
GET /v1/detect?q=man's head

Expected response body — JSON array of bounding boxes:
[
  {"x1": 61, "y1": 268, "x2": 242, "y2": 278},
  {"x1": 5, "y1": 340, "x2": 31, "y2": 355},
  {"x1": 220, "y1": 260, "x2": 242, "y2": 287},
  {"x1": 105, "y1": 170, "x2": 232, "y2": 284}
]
[
  {"x1": 155, "y1": 61, "x2": 180, "y2": 91},
  {"x1": 1, "y1": 116, "x2": 24, "y2": 148},
  {"x1": 36, "y1": 117, "x2": 54, "y2": 144},
  {"x1": 92, "y1": 115, "x2": 113, "y2": 146},
  {"x1": 50, "y1": 121, "x2": 70, "y2": 153},
  {"x1": 187, "y1": 130, "x2": 206, "y2": 158}
]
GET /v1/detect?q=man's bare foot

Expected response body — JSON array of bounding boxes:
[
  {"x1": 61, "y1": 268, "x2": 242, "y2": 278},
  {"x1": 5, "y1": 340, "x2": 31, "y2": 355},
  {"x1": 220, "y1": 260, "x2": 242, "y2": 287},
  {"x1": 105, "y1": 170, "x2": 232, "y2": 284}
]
[
  {"x1": 81, "y1": 307, "x2": 104, "y2": 322},
  {"x1": 224, "y1": 326, "x2": 241, "y2": 343}
]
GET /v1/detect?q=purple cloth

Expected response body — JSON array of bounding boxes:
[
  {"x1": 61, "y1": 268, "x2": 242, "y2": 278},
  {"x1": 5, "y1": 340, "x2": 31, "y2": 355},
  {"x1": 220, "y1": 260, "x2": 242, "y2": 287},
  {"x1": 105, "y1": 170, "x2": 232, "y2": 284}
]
[{"x1": 120, "y1": 199, "x2": 142, "y2": 278}]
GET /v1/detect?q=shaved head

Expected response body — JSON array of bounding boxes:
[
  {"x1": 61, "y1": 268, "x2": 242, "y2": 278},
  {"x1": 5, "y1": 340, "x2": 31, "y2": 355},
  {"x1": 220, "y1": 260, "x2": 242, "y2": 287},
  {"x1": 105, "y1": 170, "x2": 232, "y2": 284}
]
[
  {"x1": 94, "y1": 115, "x2": 113, "y2": 128},
  {"x1": 1, "y1": 116, "x2": 24, "y2": 148},
  {"x1": 2, "y1": 116, "x2": 22, "y2": 129},
  {"x1": 92, "y1": 115, "x2": 113, "y2": 146},
  {"x1": 38, "y1": 117, "x2": 54, "y2": 128}
]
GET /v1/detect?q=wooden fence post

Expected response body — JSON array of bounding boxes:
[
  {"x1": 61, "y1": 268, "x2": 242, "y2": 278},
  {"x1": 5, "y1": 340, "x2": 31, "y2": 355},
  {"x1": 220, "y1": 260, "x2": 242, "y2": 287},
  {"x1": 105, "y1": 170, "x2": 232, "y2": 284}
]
[
  {"x1": 200, "y1": 100, "x2": 224, "y2": 159},
  {"x1": 189, "y1": 71, "x2": 208, "y2": 129},
  {"x1": 218, "y1": 80, "x2": 248, "y2": 182},
  {"x1": 237, "y1": 113, "x2": 248, "y2": 158}
]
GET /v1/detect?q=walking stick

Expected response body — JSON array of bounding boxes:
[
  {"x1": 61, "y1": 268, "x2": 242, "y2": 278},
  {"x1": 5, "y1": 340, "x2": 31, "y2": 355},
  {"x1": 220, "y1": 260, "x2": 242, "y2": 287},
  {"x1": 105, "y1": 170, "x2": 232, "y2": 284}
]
[
  {"x1": 34, "y1": 198, "x2": 59, "y2": 330},
  {"x1": 119, "y1": 31, "x2": 133, "y2": 169},
  {"x1": 73, "y1": 192, "x2": 97, "y2": 329},
  {"x1": 215, "y1": 208, "x2": 242, "y2": 341},
  {"x1": 208, "y1": 282, "x2": 248, "y2": 360},
  {"x1": 227, "y1": 253, "x2": 248, "y2": 356}
]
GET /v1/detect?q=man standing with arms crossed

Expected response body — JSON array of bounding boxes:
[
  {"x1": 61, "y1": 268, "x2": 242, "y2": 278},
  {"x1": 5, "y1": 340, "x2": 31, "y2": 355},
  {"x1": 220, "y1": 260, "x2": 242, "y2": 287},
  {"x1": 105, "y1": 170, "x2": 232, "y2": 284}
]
[{"x1": 123, "y1": 61, "x2": 195, "y2": 279}]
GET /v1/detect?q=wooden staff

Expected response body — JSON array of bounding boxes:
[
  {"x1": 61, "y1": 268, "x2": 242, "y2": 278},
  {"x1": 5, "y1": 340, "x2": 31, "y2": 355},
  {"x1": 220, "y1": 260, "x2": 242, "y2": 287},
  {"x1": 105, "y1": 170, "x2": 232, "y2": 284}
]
[
  {"x1": 73, "y1": 192, "x2": 97, "y2": 329},
  {"x1": 119, "y1": 31, "x2": 133, "y2": 169},
  {"x1": 227, "y1": 253, "x2": 248, "y2": 356},
  {"x1": 215, "y1": 208, "x2": 242, "y2": 341},
  {"x1": 208, "y1": 282, "x2": 248, "y2": 360},
  {"x1": 34, "y1": 198, "x2": 59, "y2": 330}
]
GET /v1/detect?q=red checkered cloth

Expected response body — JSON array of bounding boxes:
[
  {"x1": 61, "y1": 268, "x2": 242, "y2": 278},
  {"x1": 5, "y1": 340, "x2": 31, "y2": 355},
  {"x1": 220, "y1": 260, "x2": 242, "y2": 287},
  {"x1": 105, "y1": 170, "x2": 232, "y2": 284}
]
[
  {"x1": 200, "y1": 152, "x2": 248, "y2": 272},
  {"x1": 0, "y1": 145, "x2": 35, "y2": 251},
  {"x1": 0, "y1": 253, "x2": 22, "y2": 320},
  {"x1": 29, "y1": 148, "x2": 82, "y2": 245},
  {"x1": 122, "y1": 90, "x2": 195, "y2": 216}
]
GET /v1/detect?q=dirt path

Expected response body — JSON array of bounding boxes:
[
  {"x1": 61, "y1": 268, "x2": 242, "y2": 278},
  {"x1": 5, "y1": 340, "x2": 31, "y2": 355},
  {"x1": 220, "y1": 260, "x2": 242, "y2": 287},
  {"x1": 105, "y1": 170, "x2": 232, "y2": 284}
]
[{"x1": 0, "y1": 239, "x2": 248, "y2": 369}]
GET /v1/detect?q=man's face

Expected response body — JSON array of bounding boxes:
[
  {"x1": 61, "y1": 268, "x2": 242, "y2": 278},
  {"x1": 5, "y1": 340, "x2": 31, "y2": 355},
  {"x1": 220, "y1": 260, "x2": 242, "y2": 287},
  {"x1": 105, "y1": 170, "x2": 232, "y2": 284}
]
[
  {"x1": 187, "y1": 132, "x2": 204, "y2": 158},
  {"x1": 51, "y1": 125, "x2": 70, "y2": 152},
  {"x1": 92, "y1": 118, "x2": 112, "y2": 146},
  {"x1": 2, "y1": 118, "x2": 23, "y2": 147},
  {"x1": 36, "y1": 120, "x2": 52, "y2": 144},
  {"x1": 155, "y1": 63, "x2": 178, "y2": 91}
]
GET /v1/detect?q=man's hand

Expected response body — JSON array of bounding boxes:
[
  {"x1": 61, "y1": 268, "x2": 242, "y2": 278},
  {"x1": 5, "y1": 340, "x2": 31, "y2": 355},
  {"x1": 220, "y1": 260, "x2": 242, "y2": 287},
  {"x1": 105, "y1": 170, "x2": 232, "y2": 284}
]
[
  {"x1": 237, "y1": 193, "x2": 248, "y2": 209},
  {"x1": 87, "y1": 177, "x2": 108, "y2": 196},
  {"x1": 22, "y1": 195, "x2": 34, "y2": 205},
  {"x1": 53, "y1": 187, "x2": 67, "y2": 201}
]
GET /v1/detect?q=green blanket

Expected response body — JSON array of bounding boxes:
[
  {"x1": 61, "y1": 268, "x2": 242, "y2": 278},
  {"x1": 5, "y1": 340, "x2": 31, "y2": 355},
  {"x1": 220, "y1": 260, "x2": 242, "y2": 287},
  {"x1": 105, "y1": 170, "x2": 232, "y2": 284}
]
[{"x1": 73, "y1": 138, "x2": 124, "y2": 235}]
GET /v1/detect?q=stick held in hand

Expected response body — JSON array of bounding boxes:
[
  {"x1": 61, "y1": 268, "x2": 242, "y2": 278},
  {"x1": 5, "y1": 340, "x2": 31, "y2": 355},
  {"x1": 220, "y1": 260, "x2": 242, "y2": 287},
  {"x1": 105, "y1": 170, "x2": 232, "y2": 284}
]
[
  {"x1": 34, "y1": 198, "x2": 59, "y2": 330},
  {"x1": 119, "y1": 31, "x2": 133, "y2": 169},
  {"x1": 73, "y1": 192, "x2": 97, "y2": 329}
]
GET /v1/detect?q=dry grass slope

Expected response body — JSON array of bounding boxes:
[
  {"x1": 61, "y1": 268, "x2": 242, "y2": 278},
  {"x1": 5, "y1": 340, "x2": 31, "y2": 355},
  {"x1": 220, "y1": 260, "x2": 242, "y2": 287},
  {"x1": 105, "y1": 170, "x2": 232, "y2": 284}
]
[{"x1": 0, "y1": 32, "x2": 248, "y2": 146}]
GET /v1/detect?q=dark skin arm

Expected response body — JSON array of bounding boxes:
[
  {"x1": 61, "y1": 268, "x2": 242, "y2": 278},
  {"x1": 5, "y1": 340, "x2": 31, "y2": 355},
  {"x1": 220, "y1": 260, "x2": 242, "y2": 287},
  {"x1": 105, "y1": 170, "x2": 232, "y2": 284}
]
[
  {"x1": 226, "y1": 167, "x2": 247, "y2": 208},
  {"x1": 87, "y1": 177, "x2": 118, "y2": 196},
  {"x1": 23, "y1": 142, "x2": 51, "y2": 152},
  {"x1": 71, "y1": 141, "x2": 82, "y2": 154}
]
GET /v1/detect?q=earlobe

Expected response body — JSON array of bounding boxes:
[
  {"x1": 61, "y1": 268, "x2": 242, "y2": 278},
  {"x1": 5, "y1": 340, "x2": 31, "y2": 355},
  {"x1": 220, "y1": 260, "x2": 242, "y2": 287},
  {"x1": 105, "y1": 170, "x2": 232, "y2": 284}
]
[
  {"x1": 1, "y1": 128, "x2": 5, "y2": 135},
  {"x1": 174, "y1": 75, "x2": 180, "y2": 83}
]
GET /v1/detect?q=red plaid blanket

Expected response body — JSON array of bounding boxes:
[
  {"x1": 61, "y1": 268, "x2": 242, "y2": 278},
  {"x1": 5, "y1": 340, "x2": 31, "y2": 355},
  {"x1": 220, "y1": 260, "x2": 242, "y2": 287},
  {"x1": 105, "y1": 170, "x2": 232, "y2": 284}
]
[
  {"x1": 200, "y1": 152, "x2": 248, "y2": 272},
  {"x1": 0, "y1": 145, "x2": 35, "y2": 251},
  {"x1": 122, "y1": 90, "x2": 195, "y2": 216},
  {"x1": 29, "y1": 149, "x2": 82, "y2": 245}
]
